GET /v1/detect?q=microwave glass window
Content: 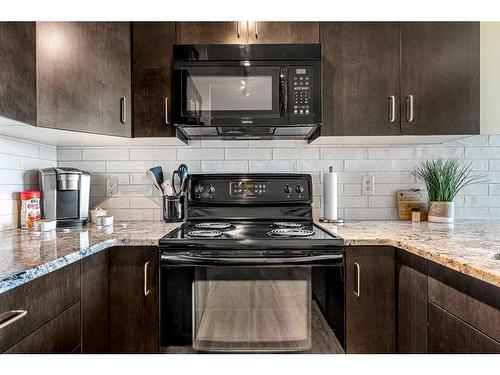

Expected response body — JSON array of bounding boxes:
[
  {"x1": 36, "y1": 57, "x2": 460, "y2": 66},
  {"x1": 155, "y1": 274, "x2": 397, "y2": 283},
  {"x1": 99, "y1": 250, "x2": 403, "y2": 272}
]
[{"x1": 186, "y1": 76, "x2": 273, "y2": 116}]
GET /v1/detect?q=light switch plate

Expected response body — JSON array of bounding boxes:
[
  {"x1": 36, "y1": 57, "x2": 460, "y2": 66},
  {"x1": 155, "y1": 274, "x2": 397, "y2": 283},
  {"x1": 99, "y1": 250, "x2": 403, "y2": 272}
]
[
  {"x1": 106, "y1": 178, "x2": 118, "y2": 197},
  {"x1": 362, "y1": 175, "x2": 375, "y2": 195}
]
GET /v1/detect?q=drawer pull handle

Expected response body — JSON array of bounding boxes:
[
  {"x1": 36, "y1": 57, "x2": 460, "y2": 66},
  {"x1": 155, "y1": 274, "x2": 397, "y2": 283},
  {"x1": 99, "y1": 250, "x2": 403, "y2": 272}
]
[
  {"x1": 388, "y1": 95, "x2": 396, "y2": 123},
  {"x1": 0, "y1": 310, "x2": 28, "y2": 330},
  {"x1": 165, "y1": 97, "x2": 170, "y2": 125},
  {"x1": 406, "y1": 94, "x2": 414, "y2": 123},
  {"x1": 354, "y1": 262, "x2": 361, "y2": 298},
  {"x1": 120, "y1": 97, "x2": 127, "y2": 124},
  {"x1": 144, "y1": 261, "x2": 151, "y2": 296}
]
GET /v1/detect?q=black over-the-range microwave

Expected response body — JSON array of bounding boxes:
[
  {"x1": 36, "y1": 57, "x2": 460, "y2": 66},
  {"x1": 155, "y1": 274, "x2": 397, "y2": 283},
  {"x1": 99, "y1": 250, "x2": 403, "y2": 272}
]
[{"x1": 172, "y1": 44, "x2": 322, "y2": 140}]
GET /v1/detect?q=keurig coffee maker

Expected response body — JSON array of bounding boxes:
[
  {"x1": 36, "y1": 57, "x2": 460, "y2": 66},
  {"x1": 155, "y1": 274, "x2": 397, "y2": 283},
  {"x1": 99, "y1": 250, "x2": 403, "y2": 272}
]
[{"x1": 39, "y1": 167, "x2": 91, "y2": 227}]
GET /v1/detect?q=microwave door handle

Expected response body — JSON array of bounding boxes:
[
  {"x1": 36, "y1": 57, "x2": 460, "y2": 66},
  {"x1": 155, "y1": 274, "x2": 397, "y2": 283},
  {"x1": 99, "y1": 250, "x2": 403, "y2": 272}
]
[
  {"x1": 161, "y1": 253, "x2": 343, "y2": 266},
  {"x1": 279, "y1": 67, "x2": 287, "y2": 117}
]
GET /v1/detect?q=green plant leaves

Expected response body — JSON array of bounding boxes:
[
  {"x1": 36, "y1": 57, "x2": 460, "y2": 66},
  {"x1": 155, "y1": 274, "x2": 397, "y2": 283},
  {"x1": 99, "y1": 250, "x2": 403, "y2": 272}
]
[{"x1": 413, "y1": 159, "x2": 488, "y2": 202}]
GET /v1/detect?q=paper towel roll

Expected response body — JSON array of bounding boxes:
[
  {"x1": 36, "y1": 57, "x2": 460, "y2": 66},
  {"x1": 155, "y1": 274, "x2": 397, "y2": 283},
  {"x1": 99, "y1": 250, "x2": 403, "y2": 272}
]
[{"x1": 323, "y1": 166, "x2": 338, "y2": 221}]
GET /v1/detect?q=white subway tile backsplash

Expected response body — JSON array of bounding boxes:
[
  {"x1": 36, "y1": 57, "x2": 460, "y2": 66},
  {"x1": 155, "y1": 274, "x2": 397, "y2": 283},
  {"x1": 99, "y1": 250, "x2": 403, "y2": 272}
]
[
  {"x1": 339, "y1": 196, "x2": 368, "y2": 208},
  {"x1": 0, "y1": 154, "x2": 20, "y2": 169},
  {"x1": 59, "y1": 161, "x2": 106, "y2": 173},
  {"x1": 83, "y1": 148, "x2": 130, "y2": 161},
  {"x1": 201, "y1": 140, "x2": 249, "y2": 148},
  {"x1": 489, "y1": 184, "x2": 500, "y2": 196},
  {"x1": 129, "y1": 196, "x2": 162, "y2": 209},
  {"x1": 178, "y1": 148, "x2": 224, "y2": 160},
  {"x1": 488, "y1": 135, "x2": 500, "y2": 146},
  {"x1": 416, "y1": 146, "x2": 464, "y2": 159},
  {"x1": 249, "y1": 160, "x2": 295, "y2": 172},
  {"x1": 57, "y1": 148, "x2": 82, "y2": 161},
  {"x1": 202, "y1": 160, "x2": 248, "y2": 172},
  {"x1": 106, "y1": 160, "x2": 152, "y2": 173},
  {"x1": 321, "y1": 147, "x2": 367, "y2": 160},
  {"x1": 345, "y1": 208, "x2": 395, "y2": 220},
  {"x1": 465, "y1": 147, "x2": 500, "y2": 159},
  {"x1": 118, "y1": 184, "x2": 153, "y2": 197},
  {"x1": 345, "y1": 160, "x2": 391, "y2": 172},
  {"x1": 129, "y1": 148, "x2": 175, "y2": 161},
  {"x1": 274, "y1": 148, "x2": 319, "y2": 160},
  {"x1": 369, "y1": 147, "x2": 415, "y2": 160},
  {"x1": 39, "y1": 146, "x2": 57, "y2": 161},
  {"x1": 296, "y1": 160, "x2": 343, "y2": 172},
  {"x1": 226, "y1": 148, "x2": 272, "y2": 160}
]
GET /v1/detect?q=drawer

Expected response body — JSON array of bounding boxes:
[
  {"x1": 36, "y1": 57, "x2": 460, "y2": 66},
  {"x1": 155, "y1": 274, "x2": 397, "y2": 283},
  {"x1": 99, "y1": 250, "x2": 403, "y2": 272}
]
[
  {"x1": 428, "y1": 262, "x2": 500, "y2": 342},
  {"x1": 0, "y1": 261, "x2": 80, "y2": 352},
  {"x1": 5, "y1": 302, "x2": 81, "y2": 354},
  {"x1": 428, "y1": 302, "x2": 500, "y2": 354}
]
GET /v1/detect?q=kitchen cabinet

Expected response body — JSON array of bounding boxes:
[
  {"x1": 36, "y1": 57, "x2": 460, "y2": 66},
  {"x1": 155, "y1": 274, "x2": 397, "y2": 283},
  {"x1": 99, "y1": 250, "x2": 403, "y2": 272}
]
[
  {"x1": 0, "y1": 22, "x2": 37, "y2": 125},
  {"x1": 321, "y1": 22, "x2": 401, "y2": 136},
  {"x1": 345, "y1": 246, "x2": 396, "y2": 353},
  {"x1": 320, "y1": 22, "x2": 479, "y2": 137},
  {"x1": 36, "y1": 22, "x2": 132, "y2": 137},
  {"x1": 176, "y1": 22, "x2": 247, "y2": 44},
  {"x1": 396, "y1": 249, "x2": 428, "y2": 353},
  {"x1": 132, "y1": 22, "x2": 176, "y2": 138},
  {"x1": 0, "y1": 261, "x2": 80, "y2": 353},
  {"x1": 81, "y1": 249, "x2": 109, "y2": 353},
  {"x1": 247, "y1": 22, "x2": 319, "y2": 43},
  {"x1": 400, "y1": 22, "x2": 480, "y2": 135},
  {"x1": 4, "y1": 303, "x2": 81, "y2": 354},
  {"x1": 109, "y1": 246, "x2": 159, "y2": 353}
]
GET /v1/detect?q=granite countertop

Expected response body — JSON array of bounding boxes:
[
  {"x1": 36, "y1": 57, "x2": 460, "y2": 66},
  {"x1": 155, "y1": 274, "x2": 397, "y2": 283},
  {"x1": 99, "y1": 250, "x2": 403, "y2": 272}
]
[
  {"x1": 0, "y1": 220, "x2": 499, "y2": 295},
  {"x1": 317, "y1": 220, "x2": 500, "y2": 288}
]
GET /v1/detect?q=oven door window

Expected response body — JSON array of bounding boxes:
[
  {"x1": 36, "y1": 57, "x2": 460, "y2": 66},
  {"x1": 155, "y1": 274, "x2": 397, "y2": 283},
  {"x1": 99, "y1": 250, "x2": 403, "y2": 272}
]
[
  {"x1": 192, "y1": 267, "x2": 311, "y2": 352},
  {"x1": 180, "y1": 66, "x2": 281, "y2": 119}
]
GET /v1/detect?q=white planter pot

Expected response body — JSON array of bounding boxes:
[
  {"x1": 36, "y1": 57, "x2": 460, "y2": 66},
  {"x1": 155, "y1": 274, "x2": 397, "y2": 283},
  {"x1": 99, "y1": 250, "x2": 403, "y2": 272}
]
[{"x1": 428, "y1": 201, "x2": 454, "y2": 223}]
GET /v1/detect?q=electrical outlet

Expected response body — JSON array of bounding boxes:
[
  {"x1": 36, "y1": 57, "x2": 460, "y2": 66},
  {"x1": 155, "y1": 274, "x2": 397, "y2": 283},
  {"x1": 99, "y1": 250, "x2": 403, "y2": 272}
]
[
  {"x1": 362, "y1": 175, "x2": 375, "y2": 196},
  {"x1": 106, "y1": 178, "x2": 118, "y2": 197}
]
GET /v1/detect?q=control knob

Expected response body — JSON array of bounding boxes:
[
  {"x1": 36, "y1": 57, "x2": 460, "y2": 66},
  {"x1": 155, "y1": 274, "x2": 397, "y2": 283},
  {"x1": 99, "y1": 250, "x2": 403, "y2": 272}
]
[
  {"x1": 284, "y1": 184, "x2": 292, "y2": 194},
  {"x1": 208, "y1": 185, "x2": 216, "y2": 194},
  {"x1": 295, "y1": 184, "x2": 305, "y2": 194},
  {"x1": 194, "y1": 185, "x2": 204, "y2": 194}
]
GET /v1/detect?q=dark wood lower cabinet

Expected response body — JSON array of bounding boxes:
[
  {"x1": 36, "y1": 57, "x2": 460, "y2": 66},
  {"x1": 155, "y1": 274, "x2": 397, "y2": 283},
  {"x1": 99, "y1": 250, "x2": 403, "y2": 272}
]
[
  {"x1": 81, "y1": 249, "x2": 109, "y2": 353},
  {"x1": 428, "y1": 302, "x2": 500, "y2": 354},
  {"x1": 346, "y1": 246, "x2": 396, "y2": 353},
  {"x1": 5, "y1": 303, "x2": 81, "y2": 354},
  {"x1": 109, "y1": 246, "x2": 159, "y2": 353},
  {"x1": 396, "y1": 250, "x2": 428, "y2": 353}
]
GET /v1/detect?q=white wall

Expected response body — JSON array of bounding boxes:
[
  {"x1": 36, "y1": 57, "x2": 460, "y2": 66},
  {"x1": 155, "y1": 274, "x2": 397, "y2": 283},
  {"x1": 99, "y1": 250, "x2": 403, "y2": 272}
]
[
  {"x1": 57, "y1": 136, "x2": 500, "y2": 222},
  {"x1": 0, "y1": 135, "x2": 57, "y2": 230},
  {"x1": 481, "y1": 22, "x2": 500, "y2": 134}
]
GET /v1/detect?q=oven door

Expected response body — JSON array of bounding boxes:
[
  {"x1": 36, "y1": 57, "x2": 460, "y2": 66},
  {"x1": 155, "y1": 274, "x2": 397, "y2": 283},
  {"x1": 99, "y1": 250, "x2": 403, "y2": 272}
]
[
  {"x1": 160, "y1": 250, "x2": 345, "y2": 353},
  {"x1": 173, "y1": 62, "x2": 286, "y2": 128}
]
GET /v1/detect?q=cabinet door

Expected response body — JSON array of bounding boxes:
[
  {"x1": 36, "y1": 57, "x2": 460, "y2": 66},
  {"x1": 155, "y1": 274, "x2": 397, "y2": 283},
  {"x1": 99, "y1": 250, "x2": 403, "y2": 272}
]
[
  {"x1": 81, "y1": 249, "x2": 109, "y2": 353},
  {"x1": 176, "y1": 22, "x2": 248, "y2": 44},
  {"x1": 429, "y1": 302, "x2": 500, "y2": 354},
  {"x1": 132, "y1": 22, "x2": 176, "y2": 137},
  {"x1": 321, "y1": 22, "x2": 400, "y2": 136},
  {"x1": 400, "y1": 22, "x2": 479, "y2": 135},
  {"x1": 247, "y1": 22, "x2": 319, "y2": 43},
  {"x1": 396, "y1": 249, "x2": 428, "y2": 353},
  {"x1": 346, "y1": 246, "x2": 396, "y2": 353},
  {"x1": 0, "y1": 22, "x2": 36, "y2": 125},
  {"x1": 37, "y1": 22, "x2": 132, "y2": 137},
  {"x1": 109, "y1": 246, "x2": 159, "y2": 353}
]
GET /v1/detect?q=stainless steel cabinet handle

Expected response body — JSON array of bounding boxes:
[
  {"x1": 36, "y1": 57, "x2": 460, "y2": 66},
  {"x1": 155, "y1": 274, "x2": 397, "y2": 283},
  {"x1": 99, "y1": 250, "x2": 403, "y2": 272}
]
[
  {"x1": 143, "y1": 261, "x2": 151, "y2": 296},
  {"x1": 165, "y1": 97, "x2": 169, "y2": 125},
  {"x1": 255, "y1": 21, "x2": 259, "y2": 39},
  {"x1": 237, "y1": 21, "x2": 241, "y2": 38},
  {"x1": 406, "y1": 95, "x2": 414, "y2": 123},
  {"x1": 0, "y1": 310, "x2": 28, "y2": 330},
  {"x1": 354, "y1": 262, "x2": 361, "y2": 297},
  {"x1": 388, "y1": 95, "x2": 396, "y2": 123},
  {"x1": 120, "y1": 97, "x2": 127, "y2": 124}
]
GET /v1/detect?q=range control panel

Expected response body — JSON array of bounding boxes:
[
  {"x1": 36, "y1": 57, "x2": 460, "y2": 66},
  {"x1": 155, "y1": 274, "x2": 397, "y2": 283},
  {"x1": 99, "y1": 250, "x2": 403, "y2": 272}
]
[
  {"x1": 188, "y1": 174, "x2": 312, "y2": 204},
  {"x1": 290, "y1": 67, "x2": 313, "y2": 116}
]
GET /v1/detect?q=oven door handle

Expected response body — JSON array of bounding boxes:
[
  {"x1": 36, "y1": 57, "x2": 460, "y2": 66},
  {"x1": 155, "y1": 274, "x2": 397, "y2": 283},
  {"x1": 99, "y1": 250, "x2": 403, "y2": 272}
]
[{"x1": 161, "y1": 253, "x2": 343, "y2": 266}]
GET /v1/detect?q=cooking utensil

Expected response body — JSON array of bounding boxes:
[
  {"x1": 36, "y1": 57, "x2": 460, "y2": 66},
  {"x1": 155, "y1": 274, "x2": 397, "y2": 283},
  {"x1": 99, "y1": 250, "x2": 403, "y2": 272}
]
[
  {"x1": 146, "y1": 166, "x2": 164, "y2": 194},
  {"x1": 161, "y1": 181, "x2": 174, "y2": 196},
  {"x1": 172, "y1": 164, "x2": 188, "y2": 195}
]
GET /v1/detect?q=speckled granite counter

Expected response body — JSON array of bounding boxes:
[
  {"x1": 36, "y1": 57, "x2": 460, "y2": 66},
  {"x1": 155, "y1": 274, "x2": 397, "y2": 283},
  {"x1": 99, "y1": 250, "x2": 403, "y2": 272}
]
[
  {"x1": 0, "y1": 221, "x2": 182, "y2": 294},
  {"x1": 1, "y1": 220, "x2": 499, "y2": 295},
  {"x1": 316, "y1": 220, "x2": 500, "y2": 288}
]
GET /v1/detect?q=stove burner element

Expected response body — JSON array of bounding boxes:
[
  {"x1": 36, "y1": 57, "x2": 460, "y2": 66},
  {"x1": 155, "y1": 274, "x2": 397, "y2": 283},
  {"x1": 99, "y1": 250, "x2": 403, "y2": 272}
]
[
  {"x1": 273, "y1": 222, "x2": 303, "y2": 228},
  {"x1": 187, "y1": 230, "x2": 223, "y2": 238},
  {"x1": 194, "y1": 222, "x2": 232, "y2": 230},
  {"x1": 269, "y1": 228, "x2": 315, "y2": 237}
]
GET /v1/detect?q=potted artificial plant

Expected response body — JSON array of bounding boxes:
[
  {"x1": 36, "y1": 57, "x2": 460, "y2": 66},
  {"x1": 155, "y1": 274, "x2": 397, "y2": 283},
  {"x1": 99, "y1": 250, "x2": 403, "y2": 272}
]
[{"x1": 413, "y1": 159, "x2": 487, "y2": 223}]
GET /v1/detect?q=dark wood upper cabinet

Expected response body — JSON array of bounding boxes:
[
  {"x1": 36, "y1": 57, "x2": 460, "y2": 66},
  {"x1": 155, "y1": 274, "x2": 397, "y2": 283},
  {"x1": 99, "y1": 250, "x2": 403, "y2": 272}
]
[
  {"x1": 400, "y1": 22, "x2": 480, "y2": 135},
  {"x1": 396, "y1": 249, "x2": 428, "y2": 353},
  {"x1": 247, "y1": 22, "x2": 320, "y2": 44},
  {"x1": 81, "y1": 249, "x2": 109, "y2": 353},
  {"x1": 176, "y1": 22, "x2": 247, "y2": 44},
  {"x1": 321, "y1": 22, "x2": 401, "y2": 136},
  {"x1": 109, "y1": 246, "x2": 159, "y2": 353},
  {"x1": 37, "y1": 22, "x2": 132, "y2": 137},
  {"x1": 0, "y1": 22, "x2": 37, "y2": 125},
  {"x1": 132, "y1": 22, "x2": 176, "y2": 137},
  {"x1": 345, "y1": 246, "x2": 396, "y2": 353}
]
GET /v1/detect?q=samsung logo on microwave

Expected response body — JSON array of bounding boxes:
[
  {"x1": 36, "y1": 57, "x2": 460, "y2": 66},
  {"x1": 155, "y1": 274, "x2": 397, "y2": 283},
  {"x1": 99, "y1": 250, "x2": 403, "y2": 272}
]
[{"x1": 241, "y1": 120, "x2": 253, "y2": 124}]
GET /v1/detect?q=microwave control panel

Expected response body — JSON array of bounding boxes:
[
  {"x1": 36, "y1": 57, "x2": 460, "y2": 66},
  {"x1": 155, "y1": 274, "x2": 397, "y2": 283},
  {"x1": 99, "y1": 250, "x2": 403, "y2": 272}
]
[{"x1": 290, "y1": 67, "x2": 313, "y2": 116}]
